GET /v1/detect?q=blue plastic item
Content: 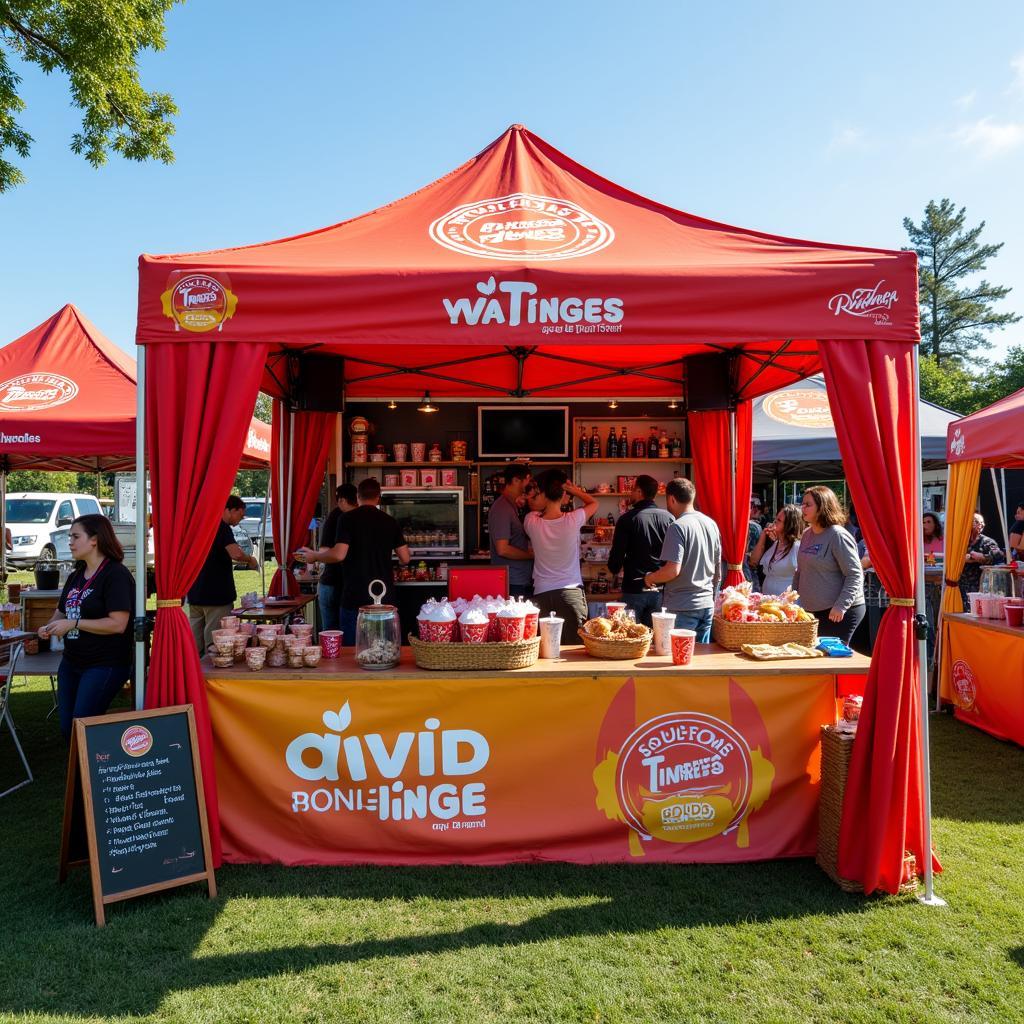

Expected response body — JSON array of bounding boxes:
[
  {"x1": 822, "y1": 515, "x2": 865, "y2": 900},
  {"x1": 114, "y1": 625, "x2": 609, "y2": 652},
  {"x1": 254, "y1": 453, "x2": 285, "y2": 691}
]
[{"x1": 816, "y1": 637, "x2": 853, "y2": 657}]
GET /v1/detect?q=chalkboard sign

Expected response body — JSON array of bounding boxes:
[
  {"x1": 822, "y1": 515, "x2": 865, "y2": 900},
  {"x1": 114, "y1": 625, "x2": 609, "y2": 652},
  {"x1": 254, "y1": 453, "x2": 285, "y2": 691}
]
[{"x1": 59, "y1": 705, "x2": 216, "y2": 926}]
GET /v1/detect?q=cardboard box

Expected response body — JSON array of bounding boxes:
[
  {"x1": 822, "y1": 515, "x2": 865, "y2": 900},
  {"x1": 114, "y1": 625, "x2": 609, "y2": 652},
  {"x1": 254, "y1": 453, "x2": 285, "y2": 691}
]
[
  {"x1": 400, "y1": 469, "x2": 419, "y2": 487},
  {"x1": 420, "y1": 469, "x2": 439, "y2": 487},
  {"x1": 441, "y1": 469, "x2": 457, "y2": 485}
]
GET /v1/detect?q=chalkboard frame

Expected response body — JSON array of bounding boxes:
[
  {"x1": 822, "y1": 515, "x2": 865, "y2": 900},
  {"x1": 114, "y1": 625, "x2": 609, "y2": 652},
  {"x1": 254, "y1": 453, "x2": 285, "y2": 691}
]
[{"x1": 59, "y1": 704, "x2": 217, "y2": 927}]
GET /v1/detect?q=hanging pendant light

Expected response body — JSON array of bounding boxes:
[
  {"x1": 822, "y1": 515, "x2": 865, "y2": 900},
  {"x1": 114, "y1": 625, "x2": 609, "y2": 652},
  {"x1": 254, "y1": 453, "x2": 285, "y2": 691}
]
[
  {"x1": 418, "y1": 391, "x2": 438, "y2": 413},
  {"x1": 667, "y1": 397, "x2": 679, "y2": 410},
  {"x1": 387, "y1": 399, "x2": 398, "y2": 410},
  {"x1": 608, "y1": 398, "x2": 619, "y2": 410}
]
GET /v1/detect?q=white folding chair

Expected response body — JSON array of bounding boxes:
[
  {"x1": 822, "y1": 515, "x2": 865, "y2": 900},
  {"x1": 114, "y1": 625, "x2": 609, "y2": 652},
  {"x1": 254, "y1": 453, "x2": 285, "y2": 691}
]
[{"x1": 0, "y1": 641, "x2": 33, "y2": 797}]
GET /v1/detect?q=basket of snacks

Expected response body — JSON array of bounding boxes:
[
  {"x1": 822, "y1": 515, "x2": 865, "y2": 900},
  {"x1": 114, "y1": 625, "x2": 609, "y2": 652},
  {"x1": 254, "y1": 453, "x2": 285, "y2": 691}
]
[
  {"x1": 712, "y1": 583, "x2": 818, "y2": 650},
  {"x1": 578, "y1": 610, "x2": 652, "y2": 660},
  {"x1": 408, "y1": 595, "x2": 542, "y2": 670}
]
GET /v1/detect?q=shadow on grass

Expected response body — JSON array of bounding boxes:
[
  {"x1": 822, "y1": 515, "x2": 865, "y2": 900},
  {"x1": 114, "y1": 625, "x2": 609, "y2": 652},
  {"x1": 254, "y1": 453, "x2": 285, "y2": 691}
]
[
  {"x1": 928, "y1": 713, "x2": 1024, "y2": 825},
  {"x1": 1012, "y1": 946, "x2": 1024, "y2": 970}
]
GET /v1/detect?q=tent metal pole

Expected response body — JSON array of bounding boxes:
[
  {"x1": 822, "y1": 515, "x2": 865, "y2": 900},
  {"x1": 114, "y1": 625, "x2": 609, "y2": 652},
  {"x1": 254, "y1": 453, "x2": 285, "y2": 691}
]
[
  {"x1": 913, "y1": 345, "x2": 944, "y2": 907},
  {"x1": 285, "y1": 410, "x2": 294, "y2": 597},
  {"x1": 1, "y1": 466, "x2": 7, "y2": 582},
  {"x1": 134, "y1": 346, "x2": 147, "y2": 711},
  {"x1": 991, "y1": 468, "x2": 1009, "y2": 554},
  {"x1": 260, "y1": 471, "x2": 270, "y2": 596},
  {"x1": 935, "y1": 463, "x2": 952, "y2": 713}
]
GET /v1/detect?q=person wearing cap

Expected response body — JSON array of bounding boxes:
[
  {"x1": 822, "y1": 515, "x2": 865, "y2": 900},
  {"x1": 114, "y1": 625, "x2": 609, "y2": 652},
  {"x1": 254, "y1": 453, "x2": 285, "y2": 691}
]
[{"x1": 607, "y1": 475, "x2": 674, "y2": 628}]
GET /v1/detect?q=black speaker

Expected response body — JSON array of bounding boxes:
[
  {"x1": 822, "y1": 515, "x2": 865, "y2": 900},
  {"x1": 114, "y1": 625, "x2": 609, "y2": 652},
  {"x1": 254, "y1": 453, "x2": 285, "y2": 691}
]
[
  {"x1": 685, "y1": 353, "x2": 733, "y2": 411},
  {"x1": 290, "y1": 353, "x2": 345, "y2": 412}
]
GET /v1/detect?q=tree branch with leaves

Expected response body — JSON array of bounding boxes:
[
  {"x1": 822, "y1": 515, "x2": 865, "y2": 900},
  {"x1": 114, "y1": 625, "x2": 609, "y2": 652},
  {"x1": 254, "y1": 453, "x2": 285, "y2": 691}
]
[{"x1": 0, "y1": 0, "x2": 181, "y2": 193}]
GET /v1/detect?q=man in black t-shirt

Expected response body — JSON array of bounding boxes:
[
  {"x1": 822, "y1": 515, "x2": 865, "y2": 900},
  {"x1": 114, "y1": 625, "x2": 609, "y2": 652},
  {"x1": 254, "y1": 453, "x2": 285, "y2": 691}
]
[
  {"x1": 187, "y1": 494, "x2": 259, "y2": 653},
  {"x1": 317, "y1": 483, "x2": 358, "y2": 631},
  {"x1": 298, "y1": 478, "x2": 410, "y2": 645}
]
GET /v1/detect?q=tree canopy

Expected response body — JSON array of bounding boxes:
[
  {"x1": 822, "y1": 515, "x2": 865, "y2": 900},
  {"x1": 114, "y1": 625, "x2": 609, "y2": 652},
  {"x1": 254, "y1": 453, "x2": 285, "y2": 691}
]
[{"x1": 0, "y1": 0, "x2": 181, "y2": 193}]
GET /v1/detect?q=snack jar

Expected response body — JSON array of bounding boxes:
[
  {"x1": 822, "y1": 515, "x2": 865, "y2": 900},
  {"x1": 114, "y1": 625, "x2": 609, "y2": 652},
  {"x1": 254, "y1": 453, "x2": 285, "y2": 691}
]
[{"x1": 355, "y1": 579, "x2": 401, "y2": 670}]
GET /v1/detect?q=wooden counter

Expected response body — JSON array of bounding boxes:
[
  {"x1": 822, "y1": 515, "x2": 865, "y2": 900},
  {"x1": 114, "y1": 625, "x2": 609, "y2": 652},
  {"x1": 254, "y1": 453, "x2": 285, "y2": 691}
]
[
  {"x1": 944, "y1": 611, "x2": 1024, "y2": 640},
  {"x1": 203, "y1": 643, "x2": 870, "y2": 682}
]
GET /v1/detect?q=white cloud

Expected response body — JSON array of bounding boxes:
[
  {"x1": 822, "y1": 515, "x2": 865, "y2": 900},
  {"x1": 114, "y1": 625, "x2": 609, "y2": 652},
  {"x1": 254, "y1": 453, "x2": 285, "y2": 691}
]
[
  {"x1": 952, "y1": 116, "x2": 1024, "y2": 158},
  {"x1": 826, "y1": 126, "x2": 866, "y2": 155},
  {"x1": 954, "y1": 90, "x2": 976, "y2": 111},
  {"x1": 1011, "y1": 51, "x2": 1024, "y2": 93}
]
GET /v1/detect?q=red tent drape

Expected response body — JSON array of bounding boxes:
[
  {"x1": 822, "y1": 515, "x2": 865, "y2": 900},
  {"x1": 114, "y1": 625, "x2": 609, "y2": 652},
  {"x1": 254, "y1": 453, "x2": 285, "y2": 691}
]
[
  {"x1": 688, "y1": 401, "x2": 753, "y2": 587},
  {"x1": 144, "y1": 340, "x2": 269, "y2": 865},
  {"x1": 269, "y1": 403, "x2": 335, "y2": 597},
  {"x1": 819, "y1": 339, "x2": 939, "y2": 894}
]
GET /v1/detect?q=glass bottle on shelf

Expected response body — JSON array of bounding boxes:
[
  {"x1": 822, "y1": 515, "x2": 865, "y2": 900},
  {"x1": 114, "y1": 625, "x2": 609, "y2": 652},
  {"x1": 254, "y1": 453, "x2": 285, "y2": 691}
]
[
  {"x1": 589, "y1": 426, "x2": 601, "y2": 458},
  {"x1": 647, "y1": 427, "x2": 659, "y2": 458},
  {"x1": 578, "y1": 424, "x2": 588, "y2": 458},
  {"x1": 606, "y1": 426, "x2": 618, "y2": 459},
  {"x1": 671, "y1": 433, "x2": 682, "y2": 458},
  {"x1": 619, "y1": 426, "x2": 628, "y2": 456},
  {"x1": 658, "y1": 430, "x2": 670, "y2": 459},
  {"x1": 632, "y1": 434, "x2": 646, "y2": 459}
]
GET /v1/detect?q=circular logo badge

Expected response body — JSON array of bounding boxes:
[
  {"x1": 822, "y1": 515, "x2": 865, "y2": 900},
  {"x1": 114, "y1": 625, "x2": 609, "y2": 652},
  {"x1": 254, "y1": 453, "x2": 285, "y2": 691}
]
[
  {"x1": 0, "y1": 373, "x2": 78, "y2": 412},
  {"x1": 951, "y1": 660, "x2": 977, "y2": 711},
  {"x1": 160, "y1": 273, "x2": 238, "y2": 333},
  {"x1": 761, "y1": 389, "x2": 834, "y2": 429},
  {"x1": 121, "y1": 725, "x2": 154, "y2": 757},
  {"x1": 614, "y1": 713, "x2": 753, "y2": 844},
  {"x1": 429, "y1": 193, "x2": 614, "y2": 261}
]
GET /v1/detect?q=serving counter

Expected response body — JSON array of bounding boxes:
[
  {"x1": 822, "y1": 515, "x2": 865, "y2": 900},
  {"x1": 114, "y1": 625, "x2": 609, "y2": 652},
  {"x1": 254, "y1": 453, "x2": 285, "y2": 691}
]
[
  {"x1": 941, "y1": 613, "x2": 1024, "y2": 745},
  {"x1": 203, "y1": 644, "x2": 869, "y2": 868}
]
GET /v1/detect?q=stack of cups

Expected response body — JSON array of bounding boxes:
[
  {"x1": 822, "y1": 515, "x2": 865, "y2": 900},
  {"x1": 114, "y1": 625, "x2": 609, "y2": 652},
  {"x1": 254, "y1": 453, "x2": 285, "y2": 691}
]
[
  {"x1": 459, "y1": 608, "x2": 489, "y2": 643},
  {"x1": 496, "y1": 604, "x2": 527, "y2": 642},
  {"x1": 539, "y1": 612, "x2": 564, "y2": 659},
  {"x1": 521, "y1": 599, "x2": 540, "y2": 640},
  {"x1": 651, "y1": 608, "x2": 676, "y2": 656}
]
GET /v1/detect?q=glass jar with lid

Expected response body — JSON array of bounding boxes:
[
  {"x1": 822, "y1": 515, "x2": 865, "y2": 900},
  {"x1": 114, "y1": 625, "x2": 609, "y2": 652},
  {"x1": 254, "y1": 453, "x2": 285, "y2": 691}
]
[
  {"x1": 355, "y1": 579, "x2": 401, "y2": 670},
  {"x1": 980, "y1": 565, "x2": 1017, "y2": 598}
]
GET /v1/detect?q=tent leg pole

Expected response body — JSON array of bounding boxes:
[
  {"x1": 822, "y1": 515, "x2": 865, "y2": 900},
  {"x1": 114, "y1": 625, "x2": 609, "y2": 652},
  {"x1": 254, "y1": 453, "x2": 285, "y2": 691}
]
[
  {"x1": 913, "y1": 346, "x2": 944, "y2": 907},
  {"x1": 1, "y1": 466, "x2": 6, "y2": 582},
  {"x1": 134, "y1": 346, "x2": 147, "y2": 711},
  {"x1": 935, "y1": 464, "x2": 953, "y2": 714},
  {"x1": 991, "y1": 467, "x2": 1009, "y2": 554}
]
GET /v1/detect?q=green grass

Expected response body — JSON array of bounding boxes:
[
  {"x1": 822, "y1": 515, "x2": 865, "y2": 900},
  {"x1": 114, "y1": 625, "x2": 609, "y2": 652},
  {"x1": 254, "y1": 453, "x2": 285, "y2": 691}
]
[{"x1": 2, "y1": 636, "x2": 1024, "y2": 1021}]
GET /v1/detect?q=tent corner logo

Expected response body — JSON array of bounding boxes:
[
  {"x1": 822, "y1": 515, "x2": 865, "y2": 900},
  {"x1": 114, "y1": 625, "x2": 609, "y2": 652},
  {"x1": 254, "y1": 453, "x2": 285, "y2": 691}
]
[
  {"x1": 161, "y1": 272, "x2": 238, "y2": 333},
  {"x1": 121, "y1": 725, "x2": 153, "y2": 757},
  {"x1": 827, "y1": 280, "x2": 898, "y2": 325},
  {"x1": 762, "y1": 389, "x2": 834, "y2": 429},
  {"x1": 951, "y1": 660, "x2": 977, "y2": 712},
  {"x1": 949, "y1": 427, "x2": 966, "y2": 458},
  {"x1": 0, "y1": 372, "x2": 78, "y2": 412},
  {"x1": 429, "y1": 193, "x2": 614, "y2": 261}
]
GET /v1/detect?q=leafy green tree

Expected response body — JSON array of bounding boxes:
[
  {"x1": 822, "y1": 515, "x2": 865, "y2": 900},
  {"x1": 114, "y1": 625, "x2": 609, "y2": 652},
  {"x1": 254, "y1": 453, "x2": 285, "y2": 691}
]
[
  {"x1": 975, "y1": 345, "x2": 1024, "y2": 408},
  {"x1": 0, "y1": 0, "x2": 181, "y2": 193},
  {"x1": 918, "y1": 354, "x2": 984, "y2": 415},
  {"x1": 6, "y1": 469, "x2": 78, "y2": 492},
  {"x1": 903, "y1": 199, "x2": 1020, "y2": 364}
]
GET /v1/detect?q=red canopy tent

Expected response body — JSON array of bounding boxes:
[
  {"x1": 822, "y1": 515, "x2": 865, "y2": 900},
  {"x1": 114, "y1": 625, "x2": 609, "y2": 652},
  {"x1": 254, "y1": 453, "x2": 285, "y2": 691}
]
[
  {"x1": 135, "y1": 125, "x2": 934, "y2": 896},
  {"x1": 0, "y1": 303, "x2": 271, "y2": 573}
]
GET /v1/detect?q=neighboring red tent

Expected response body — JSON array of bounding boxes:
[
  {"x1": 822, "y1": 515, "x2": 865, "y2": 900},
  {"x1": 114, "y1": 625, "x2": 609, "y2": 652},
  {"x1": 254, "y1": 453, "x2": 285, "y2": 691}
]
[
  {"x1": 136, "y1": 125, "x2": 930, "y2": 896},
  {"x1": 0, "y1": 303, "x2": 270, "y2": 471},
  {"x1": 946, "y1": 385, "x2": 1024, "y2": 469}
]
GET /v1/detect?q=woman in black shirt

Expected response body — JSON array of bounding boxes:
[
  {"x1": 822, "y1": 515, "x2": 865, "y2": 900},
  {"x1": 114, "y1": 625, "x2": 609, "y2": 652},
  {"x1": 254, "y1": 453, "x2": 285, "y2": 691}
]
[{"x1": 38, "y1": 515, "x2": 135, "y2": 740}]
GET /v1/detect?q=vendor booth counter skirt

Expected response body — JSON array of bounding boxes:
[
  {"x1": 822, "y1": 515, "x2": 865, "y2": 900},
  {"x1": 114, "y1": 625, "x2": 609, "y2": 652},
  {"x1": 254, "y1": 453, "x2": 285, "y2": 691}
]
[{"x1": 206, "y1": 673, "x2": 836, "y2": 866}]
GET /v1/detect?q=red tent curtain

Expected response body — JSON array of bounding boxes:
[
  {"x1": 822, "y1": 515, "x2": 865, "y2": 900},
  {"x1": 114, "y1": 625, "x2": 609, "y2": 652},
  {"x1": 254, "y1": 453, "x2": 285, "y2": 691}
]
[
  {"x1": 144, "y1": 340, "x2": 270, "y2": 865},
  {"x1": 269, "y1": 402, "x2": 335, "y2": 597},
  {"x1": 688, "y1": 401, "x2": 753, "y2": 587},
  {"x1": 819, "y1": 338, "x2": 939, "y2": 894}
]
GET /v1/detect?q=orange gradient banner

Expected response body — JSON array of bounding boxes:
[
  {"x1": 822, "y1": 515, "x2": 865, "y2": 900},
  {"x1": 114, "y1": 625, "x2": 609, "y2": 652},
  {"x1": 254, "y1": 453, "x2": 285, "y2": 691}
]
[
  {"x1": 945, "y1": 619, "x2": 1024, "y2": 746},
  {"x1": 206, "y1": 673, "x2": 837, "y2": 866}
]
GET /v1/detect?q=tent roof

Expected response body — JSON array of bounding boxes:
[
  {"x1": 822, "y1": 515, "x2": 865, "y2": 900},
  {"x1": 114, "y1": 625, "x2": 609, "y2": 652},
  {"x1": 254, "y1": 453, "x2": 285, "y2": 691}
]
[
  {"x1": 137, "y1": 125, "x2": 919, "y2": 401},
  {"x1": 754, "y1": 374, "x2": 956, "y2": 465},
  {"x1": 0, "y1": 305, "x2": 269, "y2": 471},
  {"x1": 947, "y1": 385, "x2": 1024, "y2": 469}
]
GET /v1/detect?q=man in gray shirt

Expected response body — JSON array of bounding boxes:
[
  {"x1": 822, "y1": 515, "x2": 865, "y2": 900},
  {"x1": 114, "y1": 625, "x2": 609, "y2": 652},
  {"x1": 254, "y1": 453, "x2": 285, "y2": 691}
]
[
  {"x1": 488, "y1": 463, "x2": 534, "y2": 597},
  {"x1": 643, "y1": 477, "x2": 722, "y2": 643}
]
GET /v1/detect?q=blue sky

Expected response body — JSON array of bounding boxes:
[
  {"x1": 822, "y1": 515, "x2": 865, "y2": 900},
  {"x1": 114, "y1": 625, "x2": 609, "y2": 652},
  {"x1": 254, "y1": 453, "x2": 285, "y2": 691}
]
[{"x1": 1, "y1": 1, "x2": 1023, "y2": 360}]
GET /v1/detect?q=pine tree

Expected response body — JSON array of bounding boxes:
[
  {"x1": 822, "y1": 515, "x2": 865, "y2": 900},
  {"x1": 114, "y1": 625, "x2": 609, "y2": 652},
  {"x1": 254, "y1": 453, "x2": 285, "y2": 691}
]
[{"x1": 903, "y1": 199, "x2": 1020, "y2": 364}]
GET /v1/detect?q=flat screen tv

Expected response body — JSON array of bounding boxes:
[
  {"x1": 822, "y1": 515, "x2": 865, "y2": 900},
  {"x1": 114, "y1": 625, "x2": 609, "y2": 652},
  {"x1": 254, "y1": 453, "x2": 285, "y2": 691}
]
[{"x1": 477, "y1": 406, "x2": 569, "y2": 459}]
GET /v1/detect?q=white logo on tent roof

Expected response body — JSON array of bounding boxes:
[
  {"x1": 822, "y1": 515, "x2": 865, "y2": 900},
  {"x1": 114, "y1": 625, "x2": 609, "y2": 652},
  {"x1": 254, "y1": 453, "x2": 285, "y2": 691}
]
[{"x1": 0, "y1": 372, "x2": 78, "y2": 412}]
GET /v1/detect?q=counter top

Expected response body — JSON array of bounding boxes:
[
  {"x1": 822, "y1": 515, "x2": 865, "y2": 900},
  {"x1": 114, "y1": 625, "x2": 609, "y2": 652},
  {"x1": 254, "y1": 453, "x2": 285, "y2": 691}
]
[
  {"x1": 203, "y1": 643, "x2": 870, "y2": 682},
  {"x1": 945, "y1": 612, "x2": 1024, "y2": 641}
]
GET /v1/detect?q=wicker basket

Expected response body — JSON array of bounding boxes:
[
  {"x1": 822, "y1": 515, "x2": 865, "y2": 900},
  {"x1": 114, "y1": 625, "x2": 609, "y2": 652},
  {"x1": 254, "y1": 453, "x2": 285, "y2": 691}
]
[
  {"x1": 817, "y1": 725, "x2": 919, "y2": 894},
  {"x1": 712, "y1": 614, "x2": 818, "y2": 650},
  {"x1": 408, "y1": 634, "x2": 540, "y2": 671},
  {"x1": 577, "y1": 628, "x2": 652, "y2": 660}
]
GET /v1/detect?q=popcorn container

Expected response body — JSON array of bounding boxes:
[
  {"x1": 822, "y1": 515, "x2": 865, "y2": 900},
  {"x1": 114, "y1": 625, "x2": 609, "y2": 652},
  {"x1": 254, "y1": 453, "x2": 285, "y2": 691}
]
[
  {"x1": 523, "y1": 610, "x2": 540, "y2": 640},
  {"x1": 245, "y1": 647, "x2": 267, "y2": 671},
  {"x1": 418, "y1": 617, "x2": 456, "y2": 643},
  {"x1": 219, "y1": 616, "x2": 239, "y2": 632},
  {"x1": 670, "y1": 628, "x2": 696, "y2": 666},
  {"x1": 605, "y1": 601, "x2": 626, "y2": 618},
  {"x1": 319, "y1": 630, "x2": 343, "y2": 659},
  {"x1": 496, "y1": 610, "x2": 526, "y2": 643},
  {"x1": 302, "y1": 645, "x2": 323, "y2": 666},
  {"x1": 410, "y1": 443, "x2": 426, "y2": 461},
  {"x1": 485, "y1": 612, "x2": 501, "y2": 642},
  {"x1": 460, "y1": 621, "x2": 489, "y2": 644}
]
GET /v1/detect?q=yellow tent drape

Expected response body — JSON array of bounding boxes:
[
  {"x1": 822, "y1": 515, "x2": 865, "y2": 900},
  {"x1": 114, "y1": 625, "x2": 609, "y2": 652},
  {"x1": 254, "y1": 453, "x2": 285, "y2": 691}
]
[{"x1": 939, "y1": 458, "x2": 982, "y2": 701}]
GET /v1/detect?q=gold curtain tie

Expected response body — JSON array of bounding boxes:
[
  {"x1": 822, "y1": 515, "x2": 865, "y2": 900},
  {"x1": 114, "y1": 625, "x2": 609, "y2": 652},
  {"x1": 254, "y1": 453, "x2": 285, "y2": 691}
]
[
  {"x1": 726, "y1": 563, "x2": 743, "y2": 571},
  {"x1": 889, "y1": 598, "x2": 916, "y2": 607},
  {"x1": 156, "y1": 599, "x2": 182, "y2": 608}
]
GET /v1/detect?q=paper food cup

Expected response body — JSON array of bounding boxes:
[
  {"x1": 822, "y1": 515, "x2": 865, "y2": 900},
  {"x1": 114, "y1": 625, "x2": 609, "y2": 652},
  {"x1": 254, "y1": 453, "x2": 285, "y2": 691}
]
[
  {"x1": 460, "y1": 621, "x2": 489, "y2": 644},
  {"x1": 1005, "y1": 604, "x2": 1024, "y2": 628},
  {"x1": 670, "y1": 628, "x2": 696, "y2": 666},
  {"x1": 302, "y1": 646, "x2": 323, "y2": 666},
  {"x1": 967, "y1": 592, "x2": 984, "y2": 616},
  {"x1": 244, "y1": 648, "x2": 267, "y2": 671},
  {"x1": 418, "y1": 618, "x2": 456, "y2": 643},
  {"x1": 651, "y1": 610, "x2": 676, "y2": 656},
  {"x1": 485, "y1": 612, "x2": 501, "y2": 642},
  {"x1": 523, "y1": 610, "x2": 540, "y2": 640},
  {"x1": 219, "y1": 616, "x2": 239, "y2": 632},
  {"x1": 605, "y1": 601, "x2": 626, "y2": 617},
  {"x1": 497, "y1": 612, "x2": 526, "y2": 643},
  {"x1": 319, "y1": 630, "x2": 343, "y2": 659},
  {"x1": 539, "y1": 615, "x2": 564, "y2": 659}
]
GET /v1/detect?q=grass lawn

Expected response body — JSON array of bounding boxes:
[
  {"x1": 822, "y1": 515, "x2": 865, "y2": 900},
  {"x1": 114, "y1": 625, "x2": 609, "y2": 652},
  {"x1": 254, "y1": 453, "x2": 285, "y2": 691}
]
[{"x1": 1, "y1": 571, "x2": 1023, "y2": 1022}]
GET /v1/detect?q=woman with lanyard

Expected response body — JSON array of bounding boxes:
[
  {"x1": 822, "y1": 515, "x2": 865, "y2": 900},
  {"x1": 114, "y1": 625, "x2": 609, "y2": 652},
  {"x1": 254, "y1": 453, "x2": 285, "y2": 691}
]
[
  {"x1": 747, "y1": 503, "x2": 804, "y2": 595},
  {"x1": 38, "y1": 514, "x2": 135, "y2": 741}
]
